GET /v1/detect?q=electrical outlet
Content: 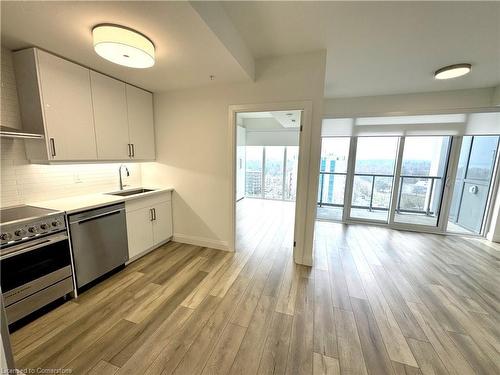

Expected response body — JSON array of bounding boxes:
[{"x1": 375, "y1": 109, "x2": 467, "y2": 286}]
[{"x1": 73, "y1": 172, "x2": 82, "y2": 184}]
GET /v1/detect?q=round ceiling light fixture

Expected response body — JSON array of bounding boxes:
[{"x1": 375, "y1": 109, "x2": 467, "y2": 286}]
[
  {"x1": 434, "y1": 63, "x2": 471, "y2": 80},
  {"x1": 92, "y1": 24, "x2": 155, "y2": 68}
]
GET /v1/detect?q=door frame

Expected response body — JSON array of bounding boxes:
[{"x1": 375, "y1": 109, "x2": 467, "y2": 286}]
[{"x1": 228, "y1": 101, "x2": 313, "y2": 265}]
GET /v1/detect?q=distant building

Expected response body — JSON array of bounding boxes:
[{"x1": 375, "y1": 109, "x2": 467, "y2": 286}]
[{"x1": 246, "y1": 170, "x2": 262, "y2": 197}]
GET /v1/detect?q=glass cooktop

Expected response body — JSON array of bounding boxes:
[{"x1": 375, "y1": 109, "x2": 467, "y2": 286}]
[{"x1": 0, "y1": 205, "x2": 60, "y2": 224}]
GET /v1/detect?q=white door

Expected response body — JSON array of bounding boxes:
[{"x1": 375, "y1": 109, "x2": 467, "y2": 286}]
[
  {"x1": 90, "y1": 71, "x2": 130, "y2": 160},
  {"x1": 36, "y1": 49, "x2": 97, "y2": 160},
  {"x1": 126, "y1": 85, "x2": 155, "y2": 160},
  {"x1": 152, "y1": 201, "x2": 173, "y2": 245},
  {"x1": 126, "y1": 207, "x2": 154, "y2": 259}
]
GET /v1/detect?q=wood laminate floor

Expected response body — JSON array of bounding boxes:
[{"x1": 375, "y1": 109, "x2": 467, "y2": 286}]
[{"x1": 10, "y1": 198, "x2": 500, "y2": 374}]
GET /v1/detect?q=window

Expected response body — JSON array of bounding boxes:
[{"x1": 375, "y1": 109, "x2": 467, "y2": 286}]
[
  {"x1": 285, "y1": 147, "x2": 299, "y2": 201},
  {"x1": 317, "y1": 137, "x2": 350, "y2": 221},
  {"x1": 264, "y1": 146, "x2": 285, "y2": 199},
  {"x1": 245, "y1": 146, "x2": 299, "y2": 201},
  {"x1": 245, "y1": 146, "x2": 263, "y2": 198}
]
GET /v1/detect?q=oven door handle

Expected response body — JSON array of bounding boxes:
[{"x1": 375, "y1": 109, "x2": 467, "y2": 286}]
[{"x1": 0, "y1": 234, "x2": 68, "y2": 260}]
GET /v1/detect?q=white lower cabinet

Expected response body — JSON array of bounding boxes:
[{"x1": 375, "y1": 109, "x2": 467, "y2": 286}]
[
  {"x1": 126, "y1": 207, "x2": 154, "y2": 259},
  {"x1": 125, "y1": 192, "x2": 173, "y2": 260},
  {"x1": 152, "y1": 201, "x2": 173, "y2": 245}
]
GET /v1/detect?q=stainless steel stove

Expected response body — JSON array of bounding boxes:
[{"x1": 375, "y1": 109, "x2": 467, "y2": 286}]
[
  {"x1": 0, "y1": 205, "x2": 74, "y2": 326},
  {"x1": 0, "y1": 205, "x2": 65, "y2": 247}
]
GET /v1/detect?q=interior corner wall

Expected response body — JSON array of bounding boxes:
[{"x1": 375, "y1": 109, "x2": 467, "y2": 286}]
[
  {"x1": 487, "y1": 175, "x2": 500, "y2": 243},
  {"x1": 493, "y1": 85, "x2": 500, "y2": 107},
  {"x1": 142, "y1": 51, "x2": 326, "y2": 256},
  {"x1": 323, "y1": 87, "x2": 496, "y2": 117}
]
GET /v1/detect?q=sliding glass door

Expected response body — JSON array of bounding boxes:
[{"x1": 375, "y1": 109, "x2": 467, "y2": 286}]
[
  {"x1": 392, "y1": 136, "x2": 451, "y2": 228},
  {"x1": 349, "y1": 137, "x2": 399, "y2": 223},
  {"x1": 447, "y1": 136, "x2": 499, "y2": 234},
  {"x1": 316, "y1": 133, "x2": 499, "y2": 237}
]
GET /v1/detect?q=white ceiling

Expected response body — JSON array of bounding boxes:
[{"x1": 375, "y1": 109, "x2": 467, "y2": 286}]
[
  {"x1": 2, "y1": 1, "x2": 499, "y2": 99},
  {"x1": 223, "y1": 1, "x2": 500, "y2": 98},
  {"x1": 0, "y1": 1, "x2": 249, "y2": 92},
  {"x1": 238, "y1": 111, "x2": 301, "y2": 129}
]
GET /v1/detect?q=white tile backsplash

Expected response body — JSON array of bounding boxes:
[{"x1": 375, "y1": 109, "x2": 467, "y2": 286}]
[
  {"x1": 1, "y1": 47, "x2": 22, "y2": 130},
  {"x1": 0, "y1": 47, "x2": 142, "y2": 208}
]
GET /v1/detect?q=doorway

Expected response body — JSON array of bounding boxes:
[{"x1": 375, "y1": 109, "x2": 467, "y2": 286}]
[{"x1": 233, "y1": 109, "x2": 303, "y2": 259}]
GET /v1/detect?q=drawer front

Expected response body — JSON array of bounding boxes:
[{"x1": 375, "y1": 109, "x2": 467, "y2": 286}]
[
  {"x1": 125, "y1": 191, "x2": 171, "y2": 212},
  {"x1": 5, "y1": 277, "x2": 73, "y2": 324}
]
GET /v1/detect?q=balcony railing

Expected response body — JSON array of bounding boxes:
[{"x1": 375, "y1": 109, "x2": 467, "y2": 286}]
[{"x1": 317, "y1": 171, "x2": 442, "y2": 216}]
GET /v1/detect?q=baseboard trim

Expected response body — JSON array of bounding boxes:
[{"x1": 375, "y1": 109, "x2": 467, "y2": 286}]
[
  {"x1": 486, "y1": 232, "x2": 500, "y2": 243},
  {"x1": 126, "y1": 238, "x2": 172, "y2": 265},
  {"x1": 173, "y1": 233, "x2": 231, "y2": 252}
]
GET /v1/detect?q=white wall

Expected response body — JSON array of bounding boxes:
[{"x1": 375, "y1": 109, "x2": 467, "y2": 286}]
[
  {"x1": 142, "y1": 51, "x2": 326, "y2": 261},
  {"x1": 324, "y1": 87, "x2": 496, "y2": 117},
  {"x1": 0, "y1": 47, "x2": 141, "y2": 207},
  {"x1": 492, "y1": 85, "x2": 500, "y2": 107},
  {"x1": 236, "y1": 125, "x2": 246, "y2": 201},
  {"x1": 487, "y1": 186, "x2": 500, "y2": 242},
  {"x1": 246, "y1": 130, "x2": 299, "y2": 146}
]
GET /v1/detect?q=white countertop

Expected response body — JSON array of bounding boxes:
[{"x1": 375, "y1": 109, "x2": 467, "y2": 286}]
[{"x1": 30, "y1": 187, "x2": 174, "y2": 214}]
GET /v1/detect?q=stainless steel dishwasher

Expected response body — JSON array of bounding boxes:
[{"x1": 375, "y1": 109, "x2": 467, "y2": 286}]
[{"x1": 69, "y1": 203, "x2": 128, "y2": 288}]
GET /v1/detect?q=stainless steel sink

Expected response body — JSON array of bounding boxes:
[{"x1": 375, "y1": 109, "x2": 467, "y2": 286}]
[{"x1": 107, "y1": 188, "x2": 155, "y2": 197}]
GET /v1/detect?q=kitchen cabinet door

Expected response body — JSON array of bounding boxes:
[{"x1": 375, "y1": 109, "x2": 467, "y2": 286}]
[
  {"x1": 90, "y1": 71, "x2": 130, "y2": 160},
  {"x1": 36, "y1": 50, "x2": 97, "y2": 160},
  {"x1": 126, "y1": 207, "x2": 154, "y2": 259},
  {"x1": 126, "y1": 85, "x2": 155, "y2": 160},
  {"x1": 153, "y1": 201, "x2": 173, "y2": 245}
]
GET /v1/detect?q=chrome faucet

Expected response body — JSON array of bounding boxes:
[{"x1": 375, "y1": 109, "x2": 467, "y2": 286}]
[{"x1": 118, "y1": 164, "x2": 130, "y2": 190}]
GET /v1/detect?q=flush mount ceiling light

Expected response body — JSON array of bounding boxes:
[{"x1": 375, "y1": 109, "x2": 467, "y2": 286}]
[
  {"x1": 92, "y1": 24, "x2": 155, "y2": 68},
  {"x1": 434, "y1": 63, "x2": 471, "y2": 80}
]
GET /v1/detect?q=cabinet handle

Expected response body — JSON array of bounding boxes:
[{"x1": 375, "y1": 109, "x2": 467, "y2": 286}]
[
  {"x1": 149, "y1": 208, "x2": 154, "y2": 221},
  {"x1": 153, "y1": 208, "x2": 156, "y2": 221},
  {"x1": 127, "y1": 144, "x2": 132, "y2": 157},
  {"x1": 49, "y1": 138, "x2": 56, "y2": 157},
  {"x1": 131, "y1": 143, "x2": 135, "y2": 157}
]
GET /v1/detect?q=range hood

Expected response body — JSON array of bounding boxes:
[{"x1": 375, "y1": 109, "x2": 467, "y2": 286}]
[{"x1": 0, "y1": 125, "x2": 44, "y2": 139}]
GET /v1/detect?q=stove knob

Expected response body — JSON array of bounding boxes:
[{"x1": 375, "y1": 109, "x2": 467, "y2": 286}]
[
  {"x1": 14, "y1": 229, "x2": 27, "y2": 237},
  {"x1": 52, "y1": 220, "x2": 60, "y2": 227},
  {"x1": 40, "y1": 223, "x2": 49, "y2": 230},
  {"x1": 28, "y1": 226, "x2": 37, "y2": 233},
  {"x1": 1, "y1": 233, "x2": 13, "y2": 241}
]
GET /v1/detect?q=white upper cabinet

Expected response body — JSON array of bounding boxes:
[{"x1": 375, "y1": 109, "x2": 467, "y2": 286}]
[
  {"x1": 90, "y1": 71, "x2": 130, "y2": 160},
  {"x1": 126, "y1": 85, "x2": 155, "y2": 160},
  {"x1": 13, "y1": 48, "x2": 155, "y2": 163},
  {"x1": 36, "y1": 50, "x2": 98, "y2": 161},
  {"x1": 14, "y1": 49, "x2": 98, "y2": 161}
]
